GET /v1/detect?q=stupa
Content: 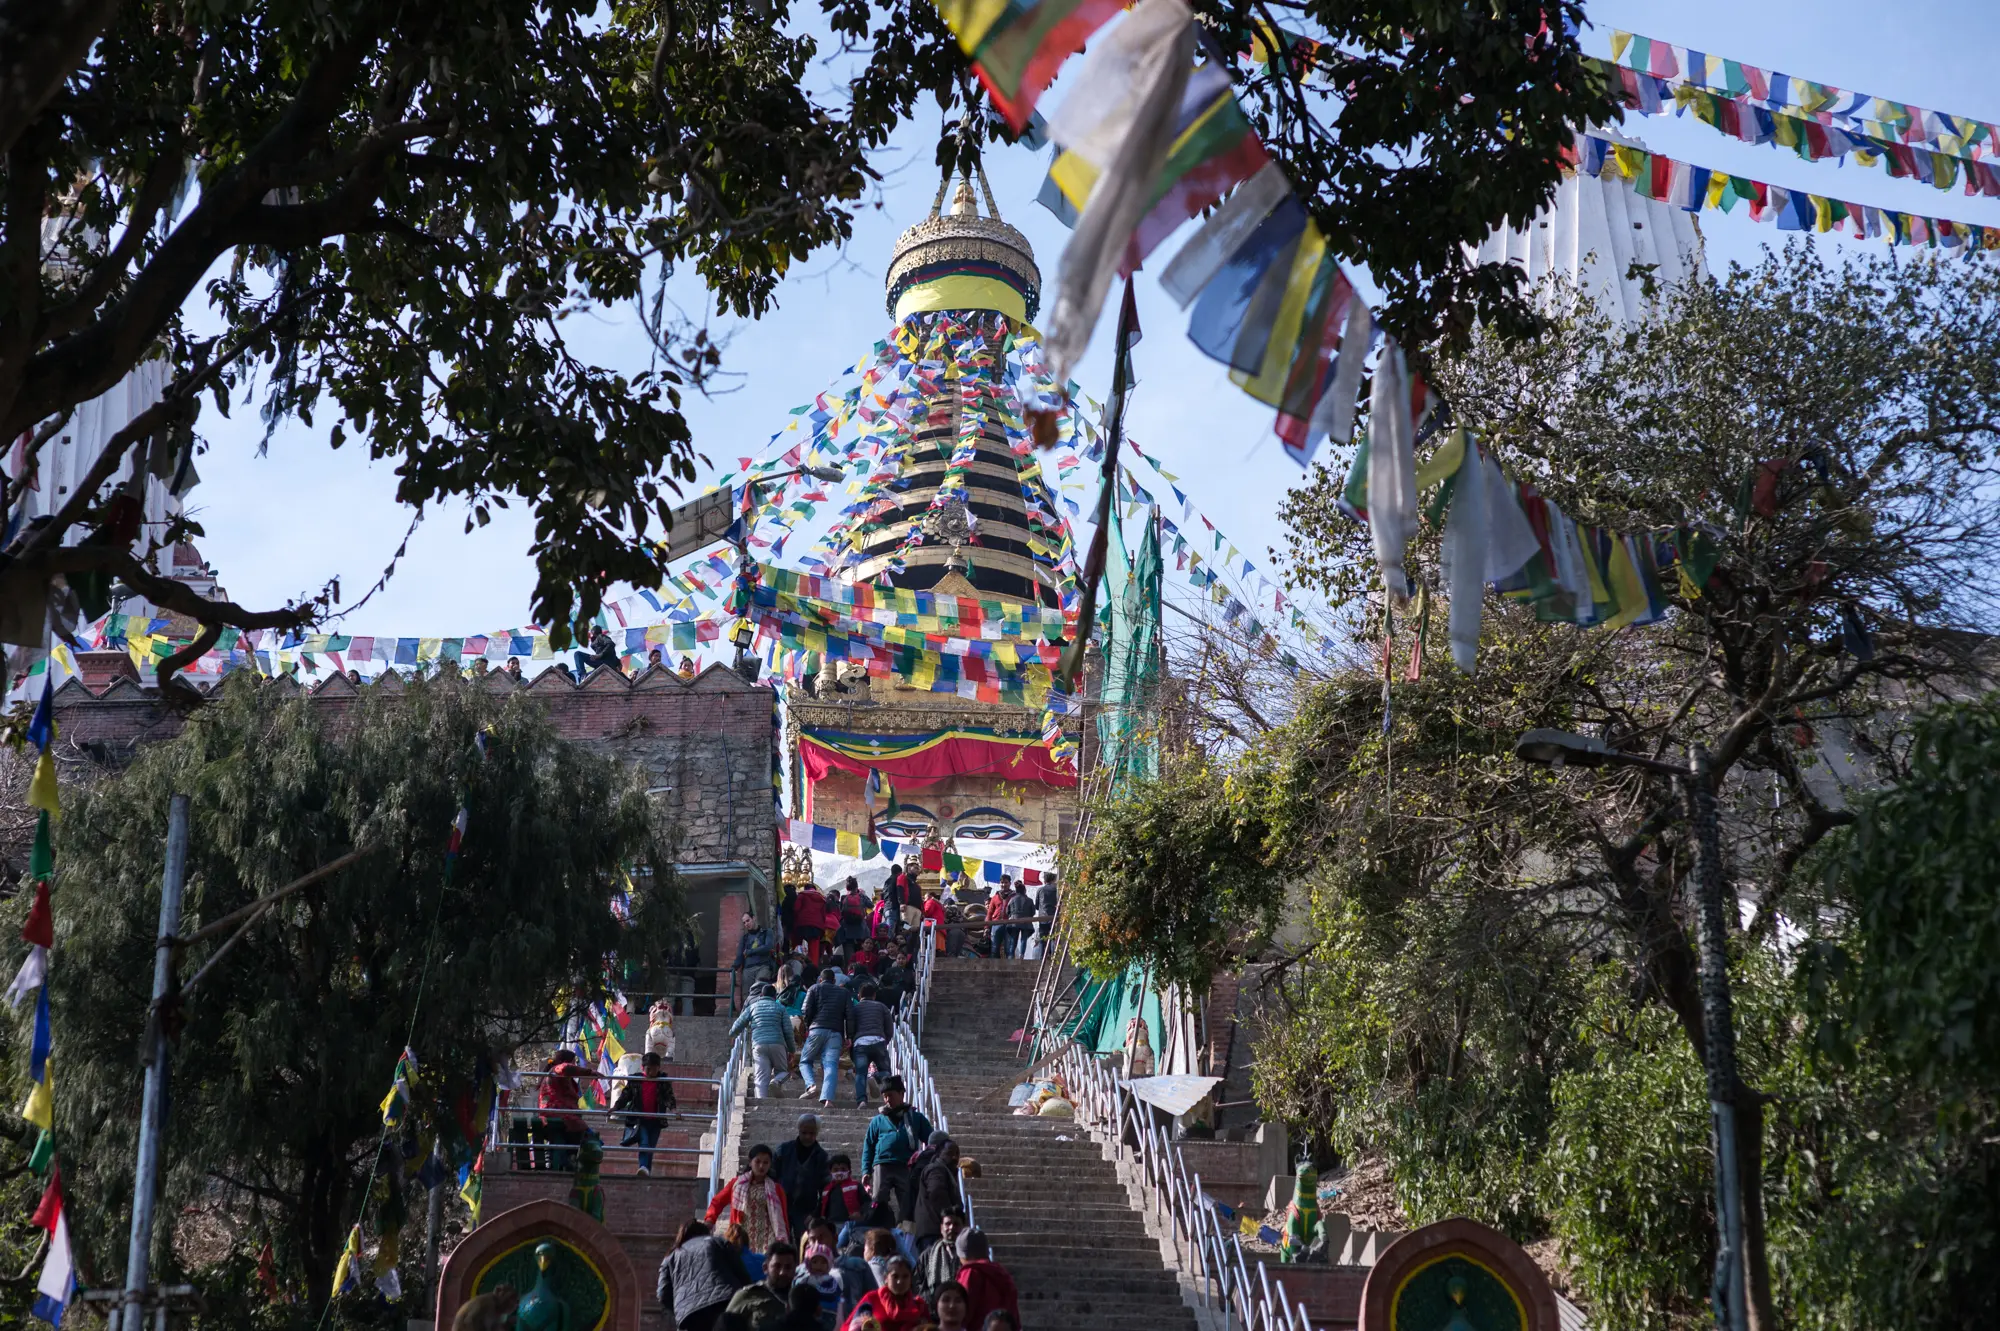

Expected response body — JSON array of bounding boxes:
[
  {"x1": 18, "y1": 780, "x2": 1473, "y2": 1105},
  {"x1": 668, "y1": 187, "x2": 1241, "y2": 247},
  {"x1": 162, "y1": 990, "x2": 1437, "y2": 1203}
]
[{"x1": 785, "y1": 165, "x2": 1081, "y2": 859}]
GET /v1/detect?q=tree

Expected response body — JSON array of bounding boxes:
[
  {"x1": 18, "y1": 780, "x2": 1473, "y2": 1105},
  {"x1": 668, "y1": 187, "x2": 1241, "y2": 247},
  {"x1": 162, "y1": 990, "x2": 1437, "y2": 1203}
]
[
  {"x1": 1280, "y1": 247, "x2": 1999, "y2": 1329},
  {"x1": 3, "y1": 0, "x2": 1609, "y2": 682},
  {"x1": 26, "y1": 674, "x2": 685, "y2": 1305},
  {"x1": 1064, "y1": 752, "x2": 1277, "y2": 994},
  {"x1": 1085, "y1": 247, "x2": 2000, "y2": 1327}
]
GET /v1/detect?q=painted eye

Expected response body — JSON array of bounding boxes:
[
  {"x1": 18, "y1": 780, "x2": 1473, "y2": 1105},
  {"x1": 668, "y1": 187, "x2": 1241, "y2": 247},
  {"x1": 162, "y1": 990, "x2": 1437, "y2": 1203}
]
[
  {"x1": 952, "y1": 823, "x2": 1020, "y2": 842},
  {"x1": 877, "y1": 820, "x2": 931, "y2": 839}
]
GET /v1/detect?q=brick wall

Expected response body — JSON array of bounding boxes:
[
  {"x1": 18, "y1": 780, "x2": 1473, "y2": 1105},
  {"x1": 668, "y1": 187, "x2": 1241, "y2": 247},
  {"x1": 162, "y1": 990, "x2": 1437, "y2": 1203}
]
[{"x1": 48, "y1": 662, "x2": 777, "y2": 877}]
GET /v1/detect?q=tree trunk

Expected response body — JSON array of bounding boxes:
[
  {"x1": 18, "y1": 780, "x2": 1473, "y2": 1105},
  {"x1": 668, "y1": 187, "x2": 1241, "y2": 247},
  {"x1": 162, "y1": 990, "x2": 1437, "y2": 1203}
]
[
  {"x1": 1735, "y1": 1089, "x2": 1777, "y2": 1331},
  {"x1": 297, "y1": 1139, "x2": 354, "y2": 1308},
  {"x1": 1633, "y1": 872, "x2": 1777, "y2": 1328}
]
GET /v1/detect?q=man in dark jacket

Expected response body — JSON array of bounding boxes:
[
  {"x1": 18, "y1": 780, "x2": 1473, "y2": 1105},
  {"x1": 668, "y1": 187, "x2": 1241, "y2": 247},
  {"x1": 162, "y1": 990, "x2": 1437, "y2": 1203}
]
[
  {"x1": 718, "y1": 1241, "x2": 798, "y2": 1330},
  {"x1": 910, "y1": 1136, "x2": 961, "y2": 1249},
  {"x1": 845, "y1": 982, "x2": 897, "y2": 1107},
  {"x1": 872, "y1": 945, "x2": 909, "y2": 1017},
  {"x1": 797, "y1": 968, "x2": 854, "y2": 1108},
  {"x1": 735, "y1": 913, "x2": 779, "y2": 992},
  {"x1": 773, "y1": 1113, "x2": 829, "y2": 1230},
  {"x1": 1004, "y1": 880, "x2": 1037, "y2": 956},
  {"x1": 860, "y1": 1076, "x2": 932, "y2": 1227},
  {"x1": 1034, "y1": 873, "x2": 1059, "y2": 941},
  {"x1": 916, "y1": 1206, "x2": 965, "y2": 1297},
  {"x1": 657, "y1": 1219, "x2": 749, "y2": 1331}
]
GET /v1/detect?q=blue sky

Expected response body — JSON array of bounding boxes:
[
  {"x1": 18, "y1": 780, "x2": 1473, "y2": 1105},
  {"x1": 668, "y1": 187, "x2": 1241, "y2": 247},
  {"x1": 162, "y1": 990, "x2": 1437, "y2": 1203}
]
[{"x1": 182, "y1": 0, "x2": 2000, "y2": 645}]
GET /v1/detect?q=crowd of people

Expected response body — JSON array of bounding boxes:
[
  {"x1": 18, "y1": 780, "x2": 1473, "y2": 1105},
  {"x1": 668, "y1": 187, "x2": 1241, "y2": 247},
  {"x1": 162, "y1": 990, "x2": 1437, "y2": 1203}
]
[
  {"x1": 735, "y1": 862, "x2": 1059, "y2": 999},
  {"x1": 656, "y1": 1079, "x2": 1023, "y2": 1331}
]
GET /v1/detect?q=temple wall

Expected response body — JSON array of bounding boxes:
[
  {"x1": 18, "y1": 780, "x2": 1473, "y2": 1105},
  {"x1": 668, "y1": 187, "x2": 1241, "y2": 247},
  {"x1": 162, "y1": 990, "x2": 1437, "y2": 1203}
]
[{"x1": 47, "y1": 662, "x2": 778, "y2": 911}]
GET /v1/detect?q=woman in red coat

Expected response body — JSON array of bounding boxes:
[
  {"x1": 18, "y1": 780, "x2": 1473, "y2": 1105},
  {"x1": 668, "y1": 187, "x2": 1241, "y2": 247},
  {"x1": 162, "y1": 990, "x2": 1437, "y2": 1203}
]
[
  {"x1": 793, "y1": 882, "x2": 832, "y2": 964},
  {"x1": 703, "y1": 1143, "x2": 790, "y2": 1250},
  {"x1": 840, "y1": 1256, "x2": 928, "y2": 1331}
]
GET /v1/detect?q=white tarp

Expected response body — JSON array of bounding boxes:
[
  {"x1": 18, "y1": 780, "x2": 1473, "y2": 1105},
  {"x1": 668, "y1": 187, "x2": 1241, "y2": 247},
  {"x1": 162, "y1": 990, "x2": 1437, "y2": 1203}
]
[{"x1": 1126, "y1": 1074, "x2": 1223, "y2": 1117}]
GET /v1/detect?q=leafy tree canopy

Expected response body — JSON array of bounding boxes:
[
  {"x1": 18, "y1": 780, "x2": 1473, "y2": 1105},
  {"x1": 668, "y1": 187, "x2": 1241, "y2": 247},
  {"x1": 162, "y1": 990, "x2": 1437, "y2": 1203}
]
[
  {"x1": 1063, "y1": 753, "x2": 1276, "y2": 993},
  {"x1": 11, "y1": 674, "x2": 684, "y2": 1307},
  {"x1": 1082, "y1": 247, "x2": 2000, "y2": 1329},
  {"x1": 1, "y1": 0, "x2": 1607, "y2": 678}
]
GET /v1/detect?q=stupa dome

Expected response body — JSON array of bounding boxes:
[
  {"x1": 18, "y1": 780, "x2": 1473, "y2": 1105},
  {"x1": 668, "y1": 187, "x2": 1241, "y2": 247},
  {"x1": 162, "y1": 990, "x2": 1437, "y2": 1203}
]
[{"x1": 885, "y1": 165, "x2": 1041, "y2": 324}]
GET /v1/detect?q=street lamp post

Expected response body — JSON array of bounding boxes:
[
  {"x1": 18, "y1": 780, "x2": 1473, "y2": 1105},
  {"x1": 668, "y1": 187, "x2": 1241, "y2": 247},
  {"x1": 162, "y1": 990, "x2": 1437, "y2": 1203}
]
[{"x1": 1513, "y1": 729, "x2": 1746, "y2": 1331}]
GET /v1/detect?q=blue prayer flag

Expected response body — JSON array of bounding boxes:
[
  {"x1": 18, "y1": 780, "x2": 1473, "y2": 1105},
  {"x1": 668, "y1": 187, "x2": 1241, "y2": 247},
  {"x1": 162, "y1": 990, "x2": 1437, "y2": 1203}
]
[{"x1": 1187, "y1": 197, "x2": 1309, "y2": 373}]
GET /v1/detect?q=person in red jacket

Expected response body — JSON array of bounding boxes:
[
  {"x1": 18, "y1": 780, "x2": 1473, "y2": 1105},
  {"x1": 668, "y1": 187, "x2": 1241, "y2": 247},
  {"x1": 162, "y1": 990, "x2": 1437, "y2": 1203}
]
[
  {"x1": 705, "y1": 1143, "x2": 791, "y2": 1251},
  {"x1": 818, "y1": 1153, "x2": 872, "y2": 1227},
  {"x1": 536, "y1": 1049, "x2": 602, "y2": 1171},
  {"x1": 793, "y1": 881, "x2": 832, "y2": 964},
  {"x1": 952, "y1": 1230, "x2": 1018, "y2": 1329},
  {"x1": 841, "y1": 1255, "x2": 927, "y2": 1331}
]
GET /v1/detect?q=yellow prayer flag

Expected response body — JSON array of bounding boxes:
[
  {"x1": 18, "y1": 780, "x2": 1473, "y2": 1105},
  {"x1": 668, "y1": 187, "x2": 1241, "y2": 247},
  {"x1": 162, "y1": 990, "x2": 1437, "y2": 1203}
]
[
  {"x1": 1232, "y1": 223, "x2": 1328, "y2": 406},
  {"x1": 1612, "y1": 144, "x2": 1646, "y2": 181},
  {"x1": 372, "y1": 1229, "x2": 401, "y2": 1277},
  {"x1": 1812, "y1": 195, "x2": 1835, "y2": 232},
  {"x1": 1414, "y1": 426, "x2": 1467, "y2": 492},
  {"x1": 20, "y1": 1069, "x2": 51, "y2": 1132},
  {"x1": 835, "y1": 830, "x2": 862, "y2": 857},
  {"x1": 532, "y1": 634, "x2": 553, "y2": 660},
  {"x1": 330, "y1": 1226, "x2": 364, "y2": 1295},
  {"x1": 1705, "y1": 172, "x2": 1728, "y2": 209},
  {"x1": 1050, "y1": 150, "x2": 1098, "y2": 211},
  {"x1": 418, "y1": 637, "x2": 443, "y2": 662},
  {"x1": 1240, "y1": 1212, "x2": 1260, "y2": 1238},
  {"x1": 1604, "y1": 536, "x2": 1651, "y2": 632},
  {"x1": 27, "y1": 751, "x2": 58, "y2": 817},
  {"x1": 933, "y1": 0, "x2": 1013, "y2": 53}
]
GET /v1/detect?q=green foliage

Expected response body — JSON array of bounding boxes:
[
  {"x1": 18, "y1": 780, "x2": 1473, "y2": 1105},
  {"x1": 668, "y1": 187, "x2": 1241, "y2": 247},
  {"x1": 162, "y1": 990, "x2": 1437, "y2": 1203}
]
[
  {"x1": 1207, "y1": 249, "x2": 2000, "y2": 1327},
  {"x1": 6, "y1": 0, "x2": 1608, "y2": 643},
  {"x1": 1255, "y1": 886, "x2": 1581, "y2": 1237},
  {"x1": 1063, "y1": 756, "x2": 1275, "y2": 993},
  {"x1": 26, "y1": 674, "x2": 684, "y2": 1305},
  {"x1": 1808, "y1": 695, "x2": 2000, "y2": 1096},
  {"x1": 1541, "y1": 979, "x2": 1712, "y2": 1331}
]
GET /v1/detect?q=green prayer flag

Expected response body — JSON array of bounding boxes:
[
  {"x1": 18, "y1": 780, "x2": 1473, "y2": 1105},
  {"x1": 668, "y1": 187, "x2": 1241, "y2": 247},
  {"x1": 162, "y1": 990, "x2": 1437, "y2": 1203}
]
[
  {"x1": 29, "y1": 811, "x2": 52, "y2": 882},
  {"x1": 28, "y1": 1130, "x2": 53, "y2": 1175}
]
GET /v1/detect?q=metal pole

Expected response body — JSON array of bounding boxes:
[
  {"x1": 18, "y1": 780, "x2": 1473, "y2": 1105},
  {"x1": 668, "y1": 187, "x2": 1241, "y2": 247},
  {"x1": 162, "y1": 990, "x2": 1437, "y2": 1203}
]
[
  {"x1": 1687, "y1": 749, "x2": 1745, "y2": 1331},
  {"x1": 420, "y1": 1152, "x2": 444, "y2": 1304},
  {"x1": 122, "y1": 795, "x2": 190, "y2": 1331}
]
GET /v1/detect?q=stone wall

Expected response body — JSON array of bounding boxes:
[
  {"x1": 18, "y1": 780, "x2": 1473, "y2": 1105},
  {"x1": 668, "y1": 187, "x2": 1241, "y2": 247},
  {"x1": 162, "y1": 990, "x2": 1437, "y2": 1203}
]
[{"x1": 47, "y1": 662, "x2": 779, "y2": 940}]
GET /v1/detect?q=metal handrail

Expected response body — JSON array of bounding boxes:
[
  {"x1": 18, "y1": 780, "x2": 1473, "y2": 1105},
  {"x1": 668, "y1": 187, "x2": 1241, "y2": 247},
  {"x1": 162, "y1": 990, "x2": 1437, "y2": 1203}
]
[
  {"x1": 883, "y1": 920, "x2": 978, "y2": 1234},
  {"x1": 708, "y1": 1034, "x2": 747, "y2": 1203},
  {"x1": 1049, "y1": 1040, "x2": 1311, "y2": 1331}
]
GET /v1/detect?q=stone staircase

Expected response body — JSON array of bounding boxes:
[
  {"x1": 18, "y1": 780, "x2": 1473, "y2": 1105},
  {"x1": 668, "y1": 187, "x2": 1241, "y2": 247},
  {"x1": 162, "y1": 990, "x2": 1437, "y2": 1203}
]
[
  {"x1": 921, "y1": 958, "x2": 1198, "y2": 1331},
  {"x1": 729, "y1": 958, "x2": 1197, "y2": 1329}
]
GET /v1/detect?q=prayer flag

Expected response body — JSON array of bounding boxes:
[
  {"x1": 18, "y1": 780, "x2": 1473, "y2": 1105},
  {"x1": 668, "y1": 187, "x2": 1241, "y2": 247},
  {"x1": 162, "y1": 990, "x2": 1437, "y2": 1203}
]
[
  {"x1": 936, "y1": 0, "x2": 1128, "y2": 131},
  {"x1": 1040, "y1": 0, "x2": 1194, "y2": 385},
  {"x1": 1185, "y1": 196, "x2": 1309, "y2": 373},
  {"x1": 30, "y1": 1169, "x2": 73, "y2": 1327}
]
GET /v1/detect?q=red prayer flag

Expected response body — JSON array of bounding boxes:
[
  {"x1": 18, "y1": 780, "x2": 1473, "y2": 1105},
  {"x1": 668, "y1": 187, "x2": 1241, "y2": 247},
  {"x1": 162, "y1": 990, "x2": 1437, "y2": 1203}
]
[{"x1": 20, "y1": 881, "x2": 51, "y2": 948}]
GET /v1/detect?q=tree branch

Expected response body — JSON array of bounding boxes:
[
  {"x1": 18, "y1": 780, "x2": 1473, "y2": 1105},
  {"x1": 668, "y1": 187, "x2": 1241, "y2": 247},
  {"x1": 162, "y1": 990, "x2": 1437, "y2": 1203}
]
[{"x1": 0, "y1": 0, "x2": 118, "y2": 159}]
